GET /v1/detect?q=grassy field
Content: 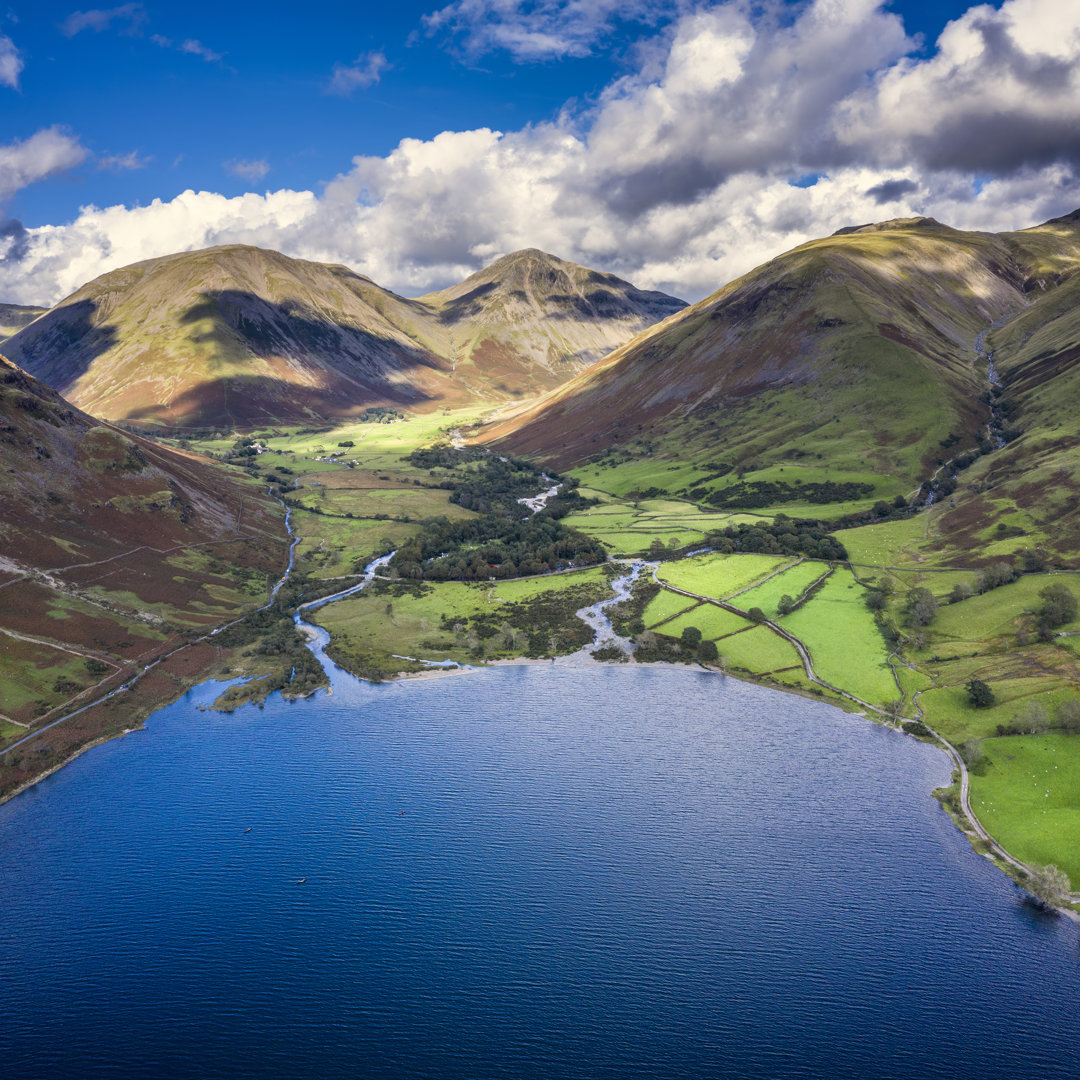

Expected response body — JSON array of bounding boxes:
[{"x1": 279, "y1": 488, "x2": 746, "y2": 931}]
[
  {"x1": 656, "y1": 552, "x2": 791, "y2": 599},
  {"x1": 734, "y1": 560, "x2": 830, "y2": 616},
  {"x1": 970, "y1": 734, "x2": 1080, "y2": 885},
  {"x1": 660, "y1": 604, "x2": 752, "y2": 642},
  {"x1": 931, "y1": 576, "x2": 1080, "y2": 646},
  {"x1": 781, "y1": 569, "x2": 898, "y2": 705},
  {"x1": 719, "y1": 624, "x2": 802, "y2": 674},
  {"x1": 828, "y1": 515, "x2": 932, "y2": 567},
  {"x1": 641, "y1": 589, "x2": 702, "y2": 628},
  {"x1": 918, "y1": 677, "x2": 1077, "y2": 742},
  {"x1": 311, "y1": 567, "x2": 614, "y2": 676}
]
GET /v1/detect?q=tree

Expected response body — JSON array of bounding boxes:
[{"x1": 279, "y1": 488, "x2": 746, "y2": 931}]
[
  {"x1": 681, "y1": 625, "x2": 703, "y2": 649},
  {"x1": 1015, "y1": 700, "x2": 1049, "y2": 734},
  {"x1": 697, "y1": 639, "x2": 719, "y2": 664},
  {"x1": 960, "y1": 739, "x2": 985, "y2": 769},
  {"x1": 777, "y1": 594, "x2": 795, "y2": 616},
  {"x1": 1038, "y1": 583, "x2": 1078, "y2": 631},
  {"x1": 949, "y1": 581, "x2": 975, "y2": 604},
  {"x1": 906, "y1": 587, "x2": 938, "y2": 626},
  {"x1": 1056, "y1": 700, "x2": 1080, "y2": 734},
  {"x1": 865, "y1": 590, "x2": 887, "y2": 612},
  {"x1": 747, "y1": 606, "x2": 767, "y2": 624},
  {"x1": 1025, "y1": 864, "x2": 1071, "y2": 908},
  {"x1": 976, "y1": 561, "x2": 1017, "y2": 593},
  {"x1": 966, "y1": 678, "x2": 995, "y2": 708}
]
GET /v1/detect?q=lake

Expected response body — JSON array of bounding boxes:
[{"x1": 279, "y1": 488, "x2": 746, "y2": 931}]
[{"x1": 1, "y1": 657, "x2": 1078, "y2": 1079}]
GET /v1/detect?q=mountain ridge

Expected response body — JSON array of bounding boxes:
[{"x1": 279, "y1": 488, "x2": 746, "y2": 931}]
[{"x1": 2, "y1": 245, "x2": 685, "y2": 430}]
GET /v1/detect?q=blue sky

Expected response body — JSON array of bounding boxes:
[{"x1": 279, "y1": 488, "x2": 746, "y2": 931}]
[{"x1": 1, "y1": 1, "x2": 1078, "y2": 303}]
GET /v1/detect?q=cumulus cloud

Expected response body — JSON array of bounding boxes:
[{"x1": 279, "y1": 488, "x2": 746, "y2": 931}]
[
  {"x1": 225, "y1": 158, "x2": 270, "y2": 182},
  {"x1": 0, "y1": 33, "x2": 23, "y2": 89},
  {"x1": 2, "y1": 0, "x2": 1080, "y2": 306},
  {"x1": 326, "y1": 51, "x2": 389, "y2": 96},
  {"x1": 837, "y1": 0, "x2": 1080, "y2": 172},
  {"x1": 422, "y1": 0, "x2": 666, "y2": 61},
  {"x1": 60, "y1": 4, "x2": 146, "y2": 36}
]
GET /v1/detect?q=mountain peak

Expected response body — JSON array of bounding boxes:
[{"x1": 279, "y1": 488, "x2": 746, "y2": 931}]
[{"x1": 832, "y1": 216, "x2": 944, "y2": 237}]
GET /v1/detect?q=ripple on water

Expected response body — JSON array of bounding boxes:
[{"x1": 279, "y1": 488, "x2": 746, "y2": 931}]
[{"x1": 0, "y1": 663, "x2": 1078, "y2": 1080}]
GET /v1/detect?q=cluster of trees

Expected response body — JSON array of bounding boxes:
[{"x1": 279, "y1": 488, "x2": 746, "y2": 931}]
[
  {"x1": 390, "y1": 513, "x2": 607, "y2": 580},
  {"x1": 995, "y1": 698, "x2": 1080, "y2": 736},
  {"x1": 388, "y1": 446, "x2": 604, "y2": 580},
  {"x1": 702, "y1": 478, "x2": 874, "y2": 509},
  {"x1": 703, "y1": 516, "x2": 847, "y2": 560},
  {"x1": 678, "y1": 625, "x2": 720, "y2": 663},
  {"x1": 355, "y1": 407, "x2": 404, "y2": 423}
]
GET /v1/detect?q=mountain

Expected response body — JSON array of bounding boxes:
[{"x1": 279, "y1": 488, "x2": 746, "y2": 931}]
[
  {"x1": 0, "y1": 353, "x2": 286, "y2": 577},
  {"x1": 0, "y1": 303, "x2": 47, "y2": 344},
  {"x1": 0, "y1": 353, "x2": 291, "y2": 798},
  {"x1": 415, "y1": 249, "x2": 686, "y2": 397},
  {"x1": 483, "y1": 212, "x2": 1080, "y2": 559},
  {"x1": 2, "y1": 246, "x2": 684, "y2": 430}
]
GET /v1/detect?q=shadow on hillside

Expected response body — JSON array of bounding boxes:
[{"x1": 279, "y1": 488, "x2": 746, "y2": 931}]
[
  {"x1": 179, "y1": 290, "x2": 452, "y2": 379},
  {"x1": 5, "y1": 299, "x2": 119, "y2": 389},
  {"x1": 122, "y1": 371, "x2": 436, "y2": 431},
  {"x1": 434, "y1": 281, "x2": 497, "y2": 323}
]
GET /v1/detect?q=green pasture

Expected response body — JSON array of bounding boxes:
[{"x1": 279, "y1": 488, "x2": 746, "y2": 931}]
[
  {"x1": 971, "y1": 734, "x2": 1080, "y2": 885},
  {"x1": 839, "y1": 515, "x2": 934, "y2": 567},
  {"x1": 656, "y1": 552, "x2": 790, "y2": 600},
  {"x1": 659, "y1": 604, "x2": 751, "y2": 642},
  {"x1": 642, "y1": 589, "x2": 702, "y2": 628},
  {"x1": 918, "y1": 676, "x2": 1076, "y2": 743},
  {"x1": 781, "y1": 568, "x2": 897, "y2": 705},
  {"x1": 734, "y1": 560, "x2": 830, "y2": 616},
  {"x1": 719, "y1": 624, "x2": 802, "y2": 674},
  {"x1": 927, "y1": 575, "x2": 1080, "y2": 653}
]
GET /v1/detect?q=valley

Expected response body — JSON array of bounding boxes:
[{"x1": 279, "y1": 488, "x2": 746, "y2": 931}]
[{"x1": 3, "y1": 210, "x2": 1080, "y2": 915}]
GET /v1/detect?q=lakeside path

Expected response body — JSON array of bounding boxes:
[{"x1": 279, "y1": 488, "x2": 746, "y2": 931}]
[{"x1": 649, "y1": 569, "x2": 1080, "y2": 914}]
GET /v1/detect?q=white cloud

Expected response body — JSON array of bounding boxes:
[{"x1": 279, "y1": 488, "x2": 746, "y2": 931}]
[
  {"x1": 97, "y1": 150, "x2": 150, "y2": 171},
  {"x1": 326, "y1": 51, "x2": 389, "y2": 95},
  {"x1": 2, "y1": 1, "x2": 1079, "y2": 307},
  {"x1": 225, "y1": 158, "x2": 270, "y2": 182},
  {"x1": 151, "y1": 34, "x2": 223, "y2": 64},
  {"x1": 422, "y1": 0, "x2": 667, "y2": 61},
  {"x1": 837, "y1": 0, "x2": 1080, "y2": 172},
  {"x1": 0, "y1": 33, "x2": 23, "y2": 89},
  {"x1": 0, "y1": 128, "x2": 88, "y2": 202},
  {"x1": 179, "y1": 38, "x2": 223, "y2": 63},
  {"x1": 60, "y1": 4, "x2": 146, "y2": 37}
]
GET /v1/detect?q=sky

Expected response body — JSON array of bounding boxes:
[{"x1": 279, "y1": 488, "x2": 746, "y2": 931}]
[{"x1": 0, "y1": 0, "x2": 1078, "y2": 305}]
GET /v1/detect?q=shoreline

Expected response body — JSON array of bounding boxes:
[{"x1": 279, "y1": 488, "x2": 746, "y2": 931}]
[{"x1": 6, "y1": 575, "x2": 1077, "y2": 920}]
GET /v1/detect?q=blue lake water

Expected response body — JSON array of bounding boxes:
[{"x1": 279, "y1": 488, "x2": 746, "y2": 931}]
[{"x1": 1, "y1": 658, "x2": 1079, "y2": 1079}]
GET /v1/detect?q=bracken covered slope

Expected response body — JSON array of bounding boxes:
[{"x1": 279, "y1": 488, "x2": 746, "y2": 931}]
[
  {"x1": 0, "y1": 353, "x2": 290, "y2": 796},
  {"x1": 3, "y1": 246, "x2": 684, "y2": 430}
]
